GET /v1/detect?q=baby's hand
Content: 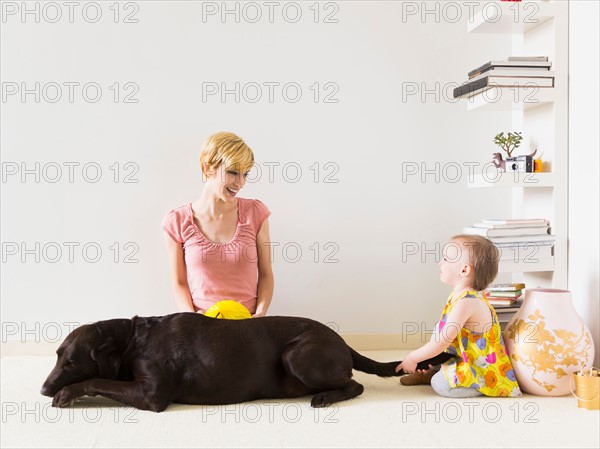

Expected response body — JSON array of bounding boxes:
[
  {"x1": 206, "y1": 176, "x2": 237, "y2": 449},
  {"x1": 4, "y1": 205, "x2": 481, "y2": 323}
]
[
  {"x1": 416, "y1": 364, "x2": 434, "y2": 373},
  {"x1": 395, "y1": 354, "x2": 417, "y2": 374}
]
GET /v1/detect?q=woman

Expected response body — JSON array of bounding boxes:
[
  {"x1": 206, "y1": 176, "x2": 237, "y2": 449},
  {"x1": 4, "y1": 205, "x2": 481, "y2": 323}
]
[{"x1": 162, "y1": 131, "x2": 274, "y2": 316}]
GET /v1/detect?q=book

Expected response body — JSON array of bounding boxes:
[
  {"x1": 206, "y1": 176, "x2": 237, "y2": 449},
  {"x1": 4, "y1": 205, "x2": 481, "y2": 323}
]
[
  {"x1": 490, "y1": 299, "x2": 519, "y2": 307},
  {"x1": 488, "y1": 298, "x2": 519, "y2": 306},
  {"x1": 473, "y1": 222, "x2": 550, "y2": 229},
  {"x1": 457, "y1": 83, "x2": 547, "y2": 100},
  {"x1": 468, "y1": 65, "x2": 551, "y2": 79},
  {"x1": 487, "y1": 290, "x2": 522, "y2": 298},
  {"x1": 492, "y1": 300, "x2": 523, "y2": 309},
  {"x1": 496, "y1": 308, "x2": 518, "y2": 316},
  {"x1": 463, "y1": 226, "x2": 550, "y2": 237},
  {"x1": 469, "y1": 69, "x2": 555, "y2": 82},
  {"x1": 507, "y1": 56, "x2": 549, "y2": 62},
  {"x1": 486, "y1": 292, "x2": 523, "y2": 305},
  {"x1": 493, "y1": 304, "x2": 523, "y2": 313},
  {"x1": 489, "y1": 234, "x2": 556, "y2": 243},
  {"x1": 483, "y1": 219, "x2": 549, "y2": 225},
  {"x1": 494, "y1": 308, "x2": 521, "y2": 315},
  {"x1": 468, "y1": 59, "x2": 552, "y2": 78},
  {"x1": 454, "y1": 76, "x2": 554, "y2": 99},
  {"x1": 495, "y1": 241, "x2": 554, "y2": 247},
  {"x1": 487, "y1": 283, "x2": 526, "y2": 292}
]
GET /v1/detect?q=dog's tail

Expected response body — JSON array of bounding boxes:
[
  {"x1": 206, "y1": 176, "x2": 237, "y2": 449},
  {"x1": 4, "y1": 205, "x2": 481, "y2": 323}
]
[
  {"x1": 349, "y1": 348, "x2": 457, "y2": 377},
  {"x1": 349, "y1": 347, "x2": 401, "y2": 377}
]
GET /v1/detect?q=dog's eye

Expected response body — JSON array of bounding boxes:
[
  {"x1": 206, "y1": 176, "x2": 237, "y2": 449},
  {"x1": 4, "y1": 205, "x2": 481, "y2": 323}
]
[{"x1": 65, "y1": 360, "x2": 75, "y2": 367}]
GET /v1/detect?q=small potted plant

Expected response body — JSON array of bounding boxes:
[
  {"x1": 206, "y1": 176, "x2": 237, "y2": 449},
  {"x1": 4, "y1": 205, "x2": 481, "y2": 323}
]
[{"x1": 492, "y1": 131, "x2": 523, "y2": 172}]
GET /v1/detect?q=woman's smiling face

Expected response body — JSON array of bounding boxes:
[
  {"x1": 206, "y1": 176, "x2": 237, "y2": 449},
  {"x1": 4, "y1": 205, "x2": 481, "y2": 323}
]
[{"x1": 207, "y1": 164, "x2": 249, "y2": 202}]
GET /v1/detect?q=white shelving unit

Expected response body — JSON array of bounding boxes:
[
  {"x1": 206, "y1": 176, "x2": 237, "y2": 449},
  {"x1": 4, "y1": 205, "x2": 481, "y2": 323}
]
[
  {"x1": 465, "y1": 1, "x2": 568, "y2": 289},
  {"x1": 467, "y1": 172, "x2": 555, "y2": 188},
  {"x1": 465, "y1": 87, "x2": 555, "y2": 112}
]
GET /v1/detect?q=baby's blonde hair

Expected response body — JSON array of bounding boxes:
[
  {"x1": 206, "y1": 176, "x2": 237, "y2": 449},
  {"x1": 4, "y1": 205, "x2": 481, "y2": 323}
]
[
  {"x1": 200, "y1": 131, "x2": 254, "y2": 177},
  {"x1": 451, "y1": 234, "x2": 499, "y2": 291}
]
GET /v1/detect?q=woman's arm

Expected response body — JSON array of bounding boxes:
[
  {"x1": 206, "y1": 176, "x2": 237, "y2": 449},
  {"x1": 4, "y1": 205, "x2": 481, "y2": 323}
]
[
  {"x1": 254, "y1": 219, "x2": 274, "y2": 317},
  {"x1": 163, "y1": 232, "x2": 195, "y2": 312}
]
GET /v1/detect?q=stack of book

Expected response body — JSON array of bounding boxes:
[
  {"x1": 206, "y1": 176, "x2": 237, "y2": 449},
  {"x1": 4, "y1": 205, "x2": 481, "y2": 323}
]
[
  {"x1": 485, "y1": 283, "x2": 524, "y2": 306},
  {"x1": 463, "y1": 219, "x2": 555, "y2": 268},
  {"x1": 484, "y1": 283, "x2": 525, "y2": 331},
  {"x1": 453, "y1": 56, "x2": 554, "y2": 99}
]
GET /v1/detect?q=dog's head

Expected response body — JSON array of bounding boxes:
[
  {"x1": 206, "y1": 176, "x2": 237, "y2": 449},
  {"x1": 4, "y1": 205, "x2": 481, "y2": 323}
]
[{"x1": 41, "y1": 320, "x2": 129, "y2": 397}]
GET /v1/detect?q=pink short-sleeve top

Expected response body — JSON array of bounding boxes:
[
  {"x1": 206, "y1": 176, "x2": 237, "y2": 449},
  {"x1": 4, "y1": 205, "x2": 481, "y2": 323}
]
[{"x1": 161, "y1": 198, "x2": 271, "y2": 314}]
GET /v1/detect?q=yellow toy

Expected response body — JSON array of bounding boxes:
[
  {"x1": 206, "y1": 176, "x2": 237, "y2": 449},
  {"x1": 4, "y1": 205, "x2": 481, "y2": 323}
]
[{"x1": 203, "y1": 300, "x2": 252, "y2": 320}]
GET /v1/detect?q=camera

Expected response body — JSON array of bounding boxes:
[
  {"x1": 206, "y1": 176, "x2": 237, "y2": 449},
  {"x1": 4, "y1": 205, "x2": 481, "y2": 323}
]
[{"x1": 506, "y1": 155, "x2": 533, "y2": 173}]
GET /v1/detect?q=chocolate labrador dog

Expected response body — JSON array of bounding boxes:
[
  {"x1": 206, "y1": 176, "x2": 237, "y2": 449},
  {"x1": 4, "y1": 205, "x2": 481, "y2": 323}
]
[{"x1": 41, "y1": 313, "x2": 454, "y2": 412}]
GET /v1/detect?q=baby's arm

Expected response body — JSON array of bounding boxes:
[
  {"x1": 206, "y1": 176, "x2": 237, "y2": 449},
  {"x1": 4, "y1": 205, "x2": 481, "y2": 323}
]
[{"x1": 396, "y1": 301, "x2": 472, "y2": 373}]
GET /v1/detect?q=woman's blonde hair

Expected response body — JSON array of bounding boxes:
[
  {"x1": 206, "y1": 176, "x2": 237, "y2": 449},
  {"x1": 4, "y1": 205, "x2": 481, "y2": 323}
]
[
  {"x1": 451, "y1": 234, "x2": 500, "y2": 291},
  {"x1": 199, "y1": 131, "x2": 254, "y2": 178}
]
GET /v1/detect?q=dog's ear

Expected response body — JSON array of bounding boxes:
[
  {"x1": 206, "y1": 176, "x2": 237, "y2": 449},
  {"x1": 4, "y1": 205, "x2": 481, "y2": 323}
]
[{"x1": 91, "y1": 338, "x2": 121, "y2": 379}]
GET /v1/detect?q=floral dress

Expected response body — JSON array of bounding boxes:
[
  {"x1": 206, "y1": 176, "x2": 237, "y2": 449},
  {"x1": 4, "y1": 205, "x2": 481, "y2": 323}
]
[{"x1": 440, "y1": 290, "x2": 522, "y2": 397}]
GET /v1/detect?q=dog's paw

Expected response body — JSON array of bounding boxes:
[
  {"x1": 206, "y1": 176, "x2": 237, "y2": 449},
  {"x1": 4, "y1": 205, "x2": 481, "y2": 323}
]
[
  {"x1": 52, "y1": 385, "x2": 83, "y2": 407},
  {"x1": 310, "y1": 393, "x2": 334, "y2": 408}
]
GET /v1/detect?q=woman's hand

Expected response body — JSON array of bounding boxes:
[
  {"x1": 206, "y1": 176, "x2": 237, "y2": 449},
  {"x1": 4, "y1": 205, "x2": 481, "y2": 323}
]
[{"x1": 252, "y1": 312, "x2": 266, "y2": 318}]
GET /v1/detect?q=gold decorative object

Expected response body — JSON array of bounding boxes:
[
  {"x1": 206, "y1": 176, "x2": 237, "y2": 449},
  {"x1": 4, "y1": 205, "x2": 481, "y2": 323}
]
[
  {"x1": 573, "y1": 369, "x2": 600, "y2": 410},
  {"x1": 503, "y1": 289, "x2": 595, "y2": 396}
]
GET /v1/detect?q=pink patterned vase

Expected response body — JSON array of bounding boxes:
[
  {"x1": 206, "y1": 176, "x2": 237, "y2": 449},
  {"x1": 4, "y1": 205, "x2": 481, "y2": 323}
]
[{"x1": 503, "y1": 288, "x2": 595, "y2": 396}]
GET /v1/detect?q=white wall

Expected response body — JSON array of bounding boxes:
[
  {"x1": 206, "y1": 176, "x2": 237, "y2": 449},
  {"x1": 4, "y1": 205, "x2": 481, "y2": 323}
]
[
  {"x1": 568, "y1": 0, "x2": 600, "y2": 365},
  {"x1": 3, "y1": 1, "x2": 560, "y2": 346}
]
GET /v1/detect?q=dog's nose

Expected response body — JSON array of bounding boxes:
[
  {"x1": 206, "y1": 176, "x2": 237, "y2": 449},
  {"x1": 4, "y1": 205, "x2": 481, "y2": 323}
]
[{"x1": 40, "y1": 384, "x2": 54, "y2": 397}]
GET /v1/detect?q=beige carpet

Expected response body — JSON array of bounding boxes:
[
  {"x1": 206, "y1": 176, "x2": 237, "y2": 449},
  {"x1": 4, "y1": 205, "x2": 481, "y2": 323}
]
[{"x1": 1, "y1": 350, "x2": 598, "y2": 448}]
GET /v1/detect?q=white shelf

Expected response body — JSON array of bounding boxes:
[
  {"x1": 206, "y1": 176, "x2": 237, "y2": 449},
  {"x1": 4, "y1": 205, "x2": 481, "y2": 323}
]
[
  {"x1": 462, "y1": 1, "x2": 567, "y2": 288},
  {"x1": 464, "y1": 87, "x2": 555, "y2": 112},
  {"x1": 499, "y1": 257, "x2": 555, "y2": 273},
  {"x1": 468, "y1": 172, "x2": 555, "y2": 188},
  {"x1": 468, "y1": 1, "x2": 555, "y2": 34}
]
